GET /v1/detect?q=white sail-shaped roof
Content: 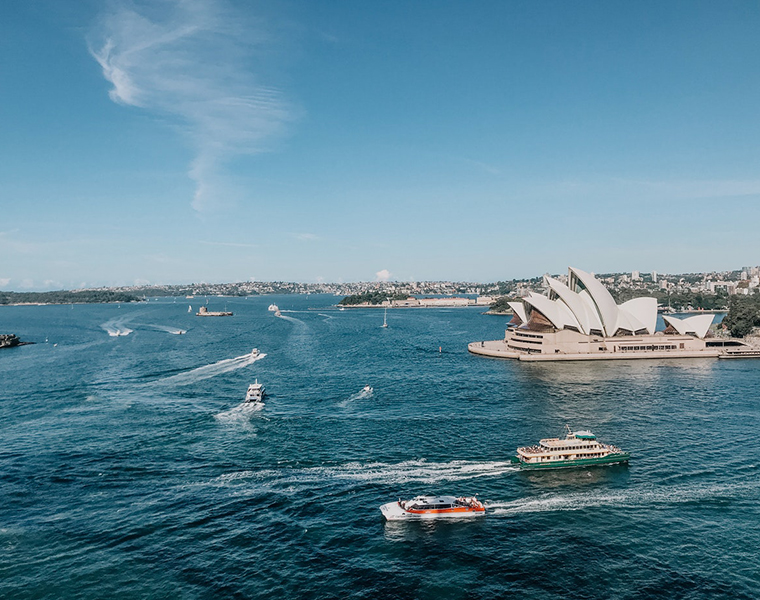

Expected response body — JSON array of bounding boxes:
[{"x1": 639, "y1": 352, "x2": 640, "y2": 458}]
[
  {"x1": 507, "y1": 301, "x2": 529, "y2": 325},
  {"x1": 619, "y1": 297, "x2": 658, "y2": 335},
  {"x1": 511, "y1": 267, "x2": 659, "y2": 338},
  {"x1": 662, "y1": 314, "x2": 714, "y2": 339},
  {"x1": 613, "y1": 309, "x2": 647, "y2": 335},
  {"x1": 523, "y1": 292, "x2": 581, "y2": 331},
  {"x1": 545, "y1": 276, "x2": 603, "y2": 335},
  {"x1": 568, "y1": 267, "x2": 619, "y2": 336}
]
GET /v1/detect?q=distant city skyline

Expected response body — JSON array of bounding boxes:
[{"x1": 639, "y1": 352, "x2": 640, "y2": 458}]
[{"x1": 3, "y1": 1, "x2": 760, "y2": 291}]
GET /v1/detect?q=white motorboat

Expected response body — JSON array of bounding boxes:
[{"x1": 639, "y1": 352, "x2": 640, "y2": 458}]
[
  {"x1": 268, "y1": 304, "x2": 279, "y2": 312},
  {"x1": 380, "y1": 496, "x2": 485, "y2": 520},
  {"x1": 245, "y1": 380, "x2": 265, "y2": 403},
  {"x1": 362, "y1": 385, "x2": 373, "y2": 394},
  {"x1": 251, "y1": 348, "x2": 260, "y2": 358}
]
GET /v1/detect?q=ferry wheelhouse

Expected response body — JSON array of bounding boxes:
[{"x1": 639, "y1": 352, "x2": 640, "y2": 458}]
[
  {"x1": 514, "y1": 426, "x2": 629, "y2": 470},
  {"x1": 380, "y1": 496, "x2": 485, "y2": 520}
]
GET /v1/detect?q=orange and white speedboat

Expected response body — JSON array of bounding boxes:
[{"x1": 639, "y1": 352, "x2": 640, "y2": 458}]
[{"x1": 380, "y1": 495, "x2": 485, "y2": 520}]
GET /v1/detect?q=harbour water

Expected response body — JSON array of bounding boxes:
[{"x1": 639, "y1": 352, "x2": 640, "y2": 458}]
[{"x1": 1, "y1": 296, "x2": 759, "y2": 599}]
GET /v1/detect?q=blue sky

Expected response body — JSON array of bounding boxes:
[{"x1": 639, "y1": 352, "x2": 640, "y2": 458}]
[{"x1": 2, "y1": 1, "x2": 760, "y2": 290}]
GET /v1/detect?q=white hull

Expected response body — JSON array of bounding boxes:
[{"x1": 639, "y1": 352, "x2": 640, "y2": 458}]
[{"x1": 380, "y1": 501, "x2": 485, "y2": 521}]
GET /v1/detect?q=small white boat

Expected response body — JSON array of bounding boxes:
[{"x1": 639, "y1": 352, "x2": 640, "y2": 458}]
[
  {"x1": 380, "y1": 496, "x2": 485, "y2": 521},
  {"x1": 362, "y1": 385, "x2": 373, "y2": 394},
  {"x1": 245, "y1": 380, "x2": 265, "y2": 403},
  {"x1": 381, "y1": 308, "x2": 388, "y2": 328},
  {"x1": 188, "y1": 305, "x2": 192, "y2": 313},
  {"x1": 268, "y1": 304, "x2": 279, "y2": 312},
  {"x1": 251, "y1": 348, "x2": 260, "y2": 358}
]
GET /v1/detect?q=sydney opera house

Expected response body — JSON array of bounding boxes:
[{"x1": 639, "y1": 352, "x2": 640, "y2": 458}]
[{"x1": 469, "y1": 267, "x2": 751, "y2": 361}]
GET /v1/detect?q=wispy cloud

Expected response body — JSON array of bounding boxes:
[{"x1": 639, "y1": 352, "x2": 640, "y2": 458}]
[
  {"x1": 375, "y1": 269, "x2": 391, "y2": 282},
  {"x1": 199, "y1": 240, "x2": 259, "y2": 248},
  {"x1": 89, "y1": 0, "x2": 294, "y2": 212},
  {"x1": 291, "y1": 232, "x2": 319, "y2": 242}
]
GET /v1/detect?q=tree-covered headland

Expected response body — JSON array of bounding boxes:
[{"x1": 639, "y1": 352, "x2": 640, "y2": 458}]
[
  {"x1": 0, "y1": 290, "x2": 141, "y2": 305},
  {"x1": 722, "y1": 294, "x2": 760, "y2": 337},
  {"x1": 488, "y1": 297, "x2": 517, "y2": 313}
]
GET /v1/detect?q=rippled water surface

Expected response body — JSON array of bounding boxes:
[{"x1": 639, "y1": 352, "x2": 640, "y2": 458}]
[{"x1": 1, "y1": 296, "x2": 759, "y2": 599}]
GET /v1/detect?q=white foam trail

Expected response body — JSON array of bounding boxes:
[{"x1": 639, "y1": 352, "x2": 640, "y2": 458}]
[
  {"x1": 157, "y1": 352, "x2": 266, "y2": 386},
  {"x1": 486, "y1": 480, "x2": 760, "y2": 516},
  {"x1": 144, "y1": 324, "x2": 187, "y2": 335},
  {"x1": 276, "y1": 314, "x2": 302, "y2": 324},
  {"x1": 339, "y1": 387, "x2": 373, "y2": 407},
  {"x1": 101, "y1": 316, "x2": 135, "y2": 337},
  {"x1": 214, "y1": 401, "x2": 266, "y2": 428},
  {"x1": 205, "y1": 459, "x2": 519, "y2": 491}
]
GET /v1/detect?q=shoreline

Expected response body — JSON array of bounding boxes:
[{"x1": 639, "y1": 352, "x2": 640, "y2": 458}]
[
  {"x1": 336, "y1": 304, "x2": 487, "y2": 309},
  {"x1": 0, "y1": 300, "x2": 143, "y2": 307},
  {"x1": 467, "y1": 339, "x2": 760, "y2": 361}
]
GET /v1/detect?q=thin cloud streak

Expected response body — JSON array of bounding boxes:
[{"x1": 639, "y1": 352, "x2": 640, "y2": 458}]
[
  {"x1": 89, "y1": 0, "x2": 294, "y2": 212},
  {"x1": 199, "y1": 240, "x2": 259, "y2": 248},
  {"x1": 291, "y1": 232, "x2": 319, "y2": 242}
]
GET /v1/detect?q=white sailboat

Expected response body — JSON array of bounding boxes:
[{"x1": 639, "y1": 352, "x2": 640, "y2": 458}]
[
  {"x1": 188, "y1": 305, "x2": 192, "y2": 313},
  {"x1": 381, "y1": 307, "x2": 388, "y2": 328}
]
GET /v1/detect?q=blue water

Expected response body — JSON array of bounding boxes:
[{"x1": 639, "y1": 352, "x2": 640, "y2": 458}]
[{"x1": 1, "y1": 296, "x2": 759, "y2": 599}]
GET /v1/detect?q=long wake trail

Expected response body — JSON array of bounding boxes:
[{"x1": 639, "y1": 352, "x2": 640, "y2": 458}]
[
  {"x1": 199, "y1": 459, "x2": 519, "y2": 494},
  {"x1": 142, "y1": 323, "x2": 187, "y2": 335},
  {"x1": 156, "y1": 352, "x2": 266, "y2": 386},
  {"x1": 485, "y1": 479, "x2": 760, "y2": 516}
]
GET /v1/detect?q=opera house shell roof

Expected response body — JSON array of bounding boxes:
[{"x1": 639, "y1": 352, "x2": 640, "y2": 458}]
[{"x1": 508, "y1": 267, "x2": 711, "y2": 339}]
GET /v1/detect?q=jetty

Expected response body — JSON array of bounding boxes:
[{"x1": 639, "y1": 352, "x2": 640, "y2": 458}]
[{"x1": 196, "y1": 306, "x2": 233, "y2": 317}]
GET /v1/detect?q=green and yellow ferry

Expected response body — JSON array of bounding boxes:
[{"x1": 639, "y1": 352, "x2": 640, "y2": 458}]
[{"x1": 513, "y1": 426, "x2": 629, "y2": 470}]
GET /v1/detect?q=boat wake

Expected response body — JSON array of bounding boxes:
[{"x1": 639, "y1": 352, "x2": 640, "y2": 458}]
[
  {"x1": 486, "y1": 480, "x2": 759, "y2": 516},
  {"x1": 101, "y1": 316, "x2": 134, "y2": 337},
  {"x1": 214, "y1": 401, "x2": 267, "y2": 428},
  {"x1": 339, "y1": 387, "x2": 373, "y2": 407},
  {"x1": 144, "y1": 324, "x2": 187, "y2": 335},
  {"x1": 156, "y1": 351, "x2": 266, "y2": 386},
  {"x1": 276, "y1": 313, "x2": 301, "y2": 324},
  {"x1": 204, "y1": 459, "x2": 519, "y2": 492}
]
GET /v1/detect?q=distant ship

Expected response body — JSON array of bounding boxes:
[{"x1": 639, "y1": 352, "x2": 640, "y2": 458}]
[
  {"x1": 512, "y1": 426, "x2": 629, "y2": 470},
  {"x1": 196, "y1": 306, "x2": 233, "y2": 317}
]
